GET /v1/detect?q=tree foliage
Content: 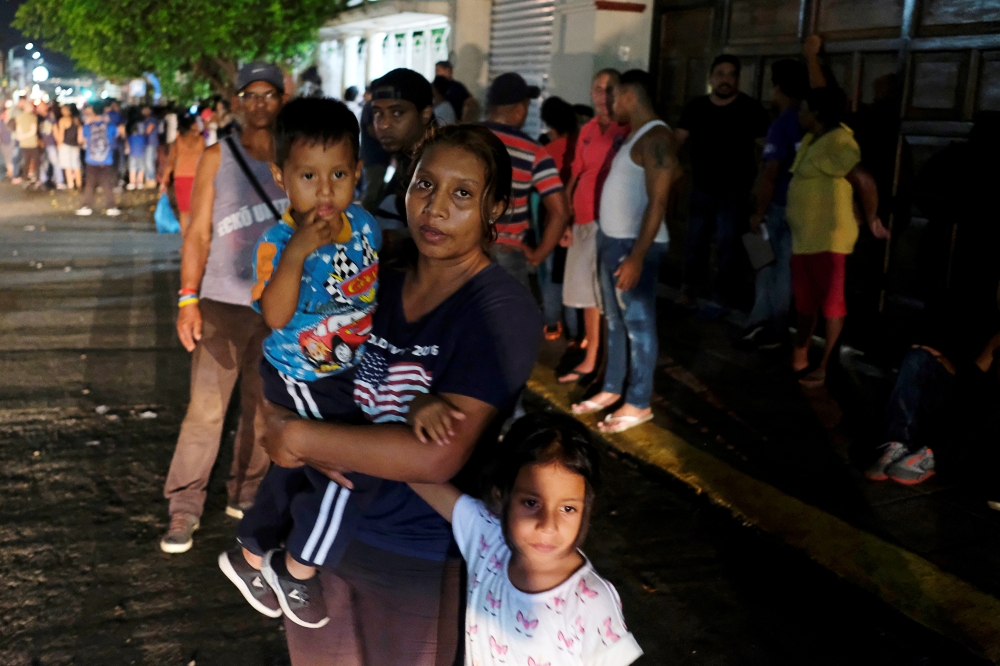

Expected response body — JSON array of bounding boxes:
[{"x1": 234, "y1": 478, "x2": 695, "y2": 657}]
[{"x1": 14, "y1": 0, "x2": 343, "y2": 98}]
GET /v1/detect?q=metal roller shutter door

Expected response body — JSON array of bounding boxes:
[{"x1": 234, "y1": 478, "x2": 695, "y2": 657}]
[{"x1": 488, "y1": 0, "x2": 555, "y2": 136}]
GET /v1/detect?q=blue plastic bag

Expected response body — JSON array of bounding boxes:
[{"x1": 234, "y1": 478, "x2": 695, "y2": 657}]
[{"x1": 154, "y1": 193, "x2": 180, "y2": 234}]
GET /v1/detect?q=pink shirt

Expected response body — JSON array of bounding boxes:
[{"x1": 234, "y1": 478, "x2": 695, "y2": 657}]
[{"x1": 570, "y1": 118, "x2": 628, "y2": 225}]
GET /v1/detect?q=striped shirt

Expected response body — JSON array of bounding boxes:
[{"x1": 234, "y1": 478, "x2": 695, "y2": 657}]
[{"x1": 484, "y1": 122, "x2": 564, "y2": 250}]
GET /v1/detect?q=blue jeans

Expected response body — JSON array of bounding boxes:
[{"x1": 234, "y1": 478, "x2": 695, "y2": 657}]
[
  {"x1": 538, "y1": 251, "x2": 564, "y2": 328},
  {"x1": 40, "y1": 144, "x2": 65, "y2": 186},
  {"x1": 144, "y1": 144, "x2": 158, "y2": 181},
  {"x1": 597, "y1": 231, "x2": 667, "y2": 409},
  {"x1": 885, "y1": 348, "x2": 955, "y2": 453},
  {"x1": 747, "y1": 204, "x2": 792, "y2": 331},
  {"x1": 682, "y1": 187, "x2": 746, "y2": 303}
]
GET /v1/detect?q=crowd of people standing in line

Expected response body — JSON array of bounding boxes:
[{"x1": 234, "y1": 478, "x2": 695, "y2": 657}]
[{"x1": 1, "y1": 93, "x2": 238, "y2": 220}]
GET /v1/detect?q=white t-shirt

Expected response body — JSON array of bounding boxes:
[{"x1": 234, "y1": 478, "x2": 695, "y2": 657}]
[{"x1": 453, "y1": 495, "x2": 643, "y2": 666}]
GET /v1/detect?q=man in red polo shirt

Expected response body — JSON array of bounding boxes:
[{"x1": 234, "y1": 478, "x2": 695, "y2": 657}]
[{"x1": 559, "y1": 68, "x2": 629, "y2": 383}]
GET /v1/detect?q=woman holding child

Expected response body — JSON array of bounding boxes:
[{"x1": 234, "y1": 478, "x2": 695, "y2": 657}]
[{"x1": 258, "y1": 119, "x2": 543, "y2": 663}]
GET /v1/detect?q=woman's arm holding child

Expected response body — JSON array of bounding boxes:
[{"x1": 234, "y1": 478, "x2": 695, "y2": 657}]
[{"x1": 406, "y1": 393, "x2": 468, "y2": 522}]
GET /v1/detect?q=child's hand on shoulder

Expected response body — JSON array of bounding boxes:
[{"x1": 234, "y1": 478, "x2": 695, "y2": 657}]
[
  {"x1": 408, "y1": 394, "x2": 466, "y2": 445},
  {"x1": 287, "y1": 208, "x2": 334, "y2": 260}
]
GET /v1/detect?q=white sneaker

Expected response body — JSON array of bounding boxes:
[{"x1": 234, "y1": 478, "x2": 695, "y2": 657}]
[
  {"x1": 56, "y1": 184, "x2": 67, "y2": 190},
  {"x1": 75, "y1": 207, "x2": 93, "y2": 216},
  {"x1": 106, "y1": 208, "x2": 122, "y2": 217},
  {"x1": 126, "y1": 183, "x2": 136, "y2": 191}
]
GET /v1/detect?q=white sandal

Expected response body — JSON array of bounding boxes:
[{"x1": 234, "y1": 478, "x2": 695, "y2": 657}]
[
  {"x1": 571, "y1": 399, "x2": 614, "y2": 415},
  {"x1": 597, "y1": 413, "x2": 653, "y2": 434}
]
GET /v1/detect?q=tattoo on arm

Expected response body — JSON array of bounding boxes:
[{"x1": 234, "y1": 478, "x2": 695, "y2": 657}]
[{"x1": 649, "y1": 134, "x2": 678, "y2": 170}]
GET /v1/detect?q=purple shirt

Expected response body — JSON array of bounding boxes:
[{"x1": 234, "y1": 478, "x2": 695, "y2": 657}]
[{"x1": 762, "y1": 106, "x2": 803, "y2": 207}]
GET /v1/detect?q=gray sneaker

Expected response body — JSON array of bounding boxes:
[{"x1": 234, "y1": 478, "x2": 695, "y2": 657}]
[
  {"x1": 865, "y1": 442, "x2": 909, "y2": 481},
  {"x1": 262, "y1": 549, "x2": 329, "y2": 629},
  {"x1": 887, "y1": 446, "x2": 936, "y2": 485},
  {"x1": 159, "y1": 513, "x2": 200, "y2": 553},
  {"x1": 219, "y1": 548, "x2": 282, "y2": 618}
]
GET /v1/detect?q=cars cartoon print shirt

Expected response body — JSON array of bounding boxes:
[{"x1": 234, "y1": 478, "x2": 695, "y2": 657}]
[{"x1": 251, "y1": 204, "x2": 380, "y2": 382}]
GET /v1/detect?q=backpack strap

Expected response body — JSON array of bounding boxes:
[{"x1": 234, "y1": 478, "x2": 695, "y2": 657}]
[{"x1": 224, "y1": 135, "x2": 282, "y2": 221}]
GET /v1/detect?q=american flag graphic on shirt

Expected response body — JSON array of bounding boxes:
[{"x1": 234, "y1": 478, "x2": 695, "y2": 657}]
[{"x1": 353, "y1": 349, "x2": 433, "y2": 423}]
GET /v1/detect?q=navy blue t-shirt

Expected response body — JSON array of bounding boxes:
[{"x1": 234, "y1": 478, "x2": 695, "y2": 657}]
[
  {"x1": 762, "y1": 106, "x2": 803, "y2": 207},
  {"x1": 351, "y1": 262, "x2": 541, "y2": 561}
]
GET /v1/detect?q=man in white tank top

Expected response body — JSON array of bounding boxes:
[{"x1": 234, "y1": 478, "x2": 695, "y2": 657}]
[{"x1": 571, "y1": 70, "x2": 679, "y2": 434}]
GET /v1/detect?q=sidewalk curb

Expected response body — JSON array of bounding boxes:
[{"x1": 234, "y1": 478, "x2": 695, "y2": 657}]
[{"x1": 527, "y1": 365, "x2": 1000, "y2": 663}]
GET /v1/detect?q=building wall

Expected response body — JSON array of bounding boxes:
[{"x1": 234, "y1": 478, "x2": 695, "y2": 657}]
[
  {"x1": 548, "y1": 0, "x2": 655, "y2": 105},
  {"x1": 451, "y1": 0, "x2": 493, "y2": 98}
]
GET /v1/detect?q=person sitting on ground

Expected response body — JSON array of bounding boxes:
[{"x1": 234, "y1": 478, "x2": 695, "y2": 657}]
[
  {"x1": 408, "y1": 411, "x2": 643, "y2": 666},
  {"x1": 736, "y1": 59, "x2": 809, "y2": 352},
  {"x1": 867, "y1": 112, "x2": 1000, "y2": 487},
  {"x1": 219, "y1": 97, "x2": 383, "y2": 629},
  {"x1": 160, "y1": 115, "x2": 206, "y2": 237},
  {"x1": 786, "y1": 86, "x2": 889, "y2": 388},
  {"x1": 571, "y1": 70, "x2": 677, "y2": 434}
]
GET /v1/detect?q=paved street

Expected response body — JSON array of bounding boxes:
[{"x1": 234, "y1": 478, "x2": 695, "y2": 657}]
[{"x1": 0, "y1": 182, "x2": 989, "y2": 665}]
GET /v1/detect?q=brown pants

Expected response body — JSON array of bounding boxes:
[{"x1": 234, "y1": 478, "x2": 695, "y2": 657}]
[
  {"x1": 163, "y1": 298, "x2": 272, "y2": 518},
  {"x1": 285, "y1": 539, "x2": 461, "y2": 666}
]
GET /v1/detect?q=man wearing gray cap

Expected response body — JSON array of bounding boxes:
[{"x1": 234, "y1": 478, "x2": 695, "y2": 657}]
[{"x1": 160, "y1": 62, "x2": 290, "y2": 554}]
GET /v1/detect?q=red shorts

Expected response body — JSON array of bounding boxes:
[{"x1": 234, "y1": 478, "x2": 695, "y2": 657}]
[
  {"x1": 174, "y1": 176, "x2": 195, "y2": 213},
  {"x1": 791, "y1": 252, "x2": 847, "y2": 319}
]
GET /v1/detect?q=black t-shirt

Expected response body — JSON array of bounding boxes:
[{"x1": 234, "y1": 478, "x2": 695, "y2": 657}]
[
  {"x1": 360, "y1": 101, "x2": 390, "y2": 168},
  {"x1": 677, "y1": 93, "x2": 771, "y2": 195},
  {"x1": 445, "y1": 80, "x2": 471, "y2": 121},
  {"x1": 352, "y1": 263, "x2": 541, "y2": 560}
]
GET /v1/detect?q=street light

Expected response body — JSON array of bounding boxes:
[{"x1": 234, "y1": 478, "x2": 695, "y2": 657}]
[
  {"x1": 32, "y1": 52, "x2": 41, "y2": 60},
  {"x1": 25, "y1": 43, "x2": 33, "y2": 50}
]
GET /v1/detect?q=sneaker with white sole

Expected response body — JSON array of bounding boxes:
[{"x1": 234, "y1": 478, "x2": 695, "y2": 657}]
[
  {"x1": 887, "y1": 446, "x2": 936, "y2": 485},
  {"x1": 159, "y1": 513, "x2": 200, "y2": 553},
  {"x1": 75, "y1": 207, "x2": 93, "y2": 216},
  {"x1": 105, "y1": 208, "x2": 122, "y2": 216},
  {"x1": 865, "y1": 441, "x2": 909, "y2": 481},
  {"x1": 219, "y1": 548, "x2": 282, "y2": 618},
  {"x1": 262, "y1": 549, "x2": 329, "y2": 628},
  {"x1": 225, "y1": 503, "x2": 253, "y2": 520}
]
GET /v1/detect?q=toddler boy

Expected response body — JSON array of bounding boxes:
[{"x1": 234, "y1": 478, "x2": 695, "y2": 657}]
[{"x1": 218, "y1": 97, "x2": 381, "y2": 629}]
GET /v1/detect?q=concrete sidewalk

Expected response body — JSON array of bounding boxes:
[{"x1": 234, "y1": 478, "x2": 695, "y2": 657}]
[{"x1": 530, "y1": 302, "x2": 1000, "y2": 662}]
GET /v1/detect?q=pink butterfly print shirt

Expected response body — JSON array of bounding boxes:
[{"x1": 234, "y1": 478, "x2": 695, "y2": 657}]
[{"x1": 452, "y1": 495, "x2": 643, "y2": 666}]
